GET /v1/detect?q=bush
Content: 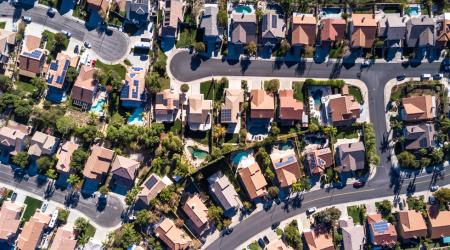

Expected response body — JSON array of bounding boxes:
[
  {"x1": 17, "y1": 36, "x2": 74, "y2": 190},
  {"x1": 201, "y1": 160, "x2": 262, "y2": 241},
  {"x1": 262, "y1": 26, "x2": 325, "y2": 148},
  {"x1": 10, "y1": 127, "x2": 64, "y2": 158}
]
[
  {"x1": 284, "y1": 220, "x2": 302, "y2": 249},
  {"x1": 363, "y1": 123, "x2": 380, "y2": 166},
  {"x1": 304, "y1": 79, "x2": 345, "y2": 88},
  {"x1": 264, "y1": 79, "x2": 280, "y2": 94}
]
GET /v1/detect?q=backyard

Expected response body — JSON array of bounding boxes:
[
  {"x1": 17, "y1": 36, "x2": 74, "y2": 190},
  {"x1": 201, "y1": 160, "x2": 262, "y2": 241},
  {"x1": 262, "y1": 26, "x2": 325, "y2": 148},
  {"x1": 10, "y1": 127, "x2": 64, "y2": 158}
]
[
  {"x1": 15, "y1": 81, "x2": 37, "y2": 94},
  {"x1": 336, "y1": 126, "x2": 360, "y2": 140},
  {"x1": 22, "y1": 196, "x2": 43, "y2": 222}
]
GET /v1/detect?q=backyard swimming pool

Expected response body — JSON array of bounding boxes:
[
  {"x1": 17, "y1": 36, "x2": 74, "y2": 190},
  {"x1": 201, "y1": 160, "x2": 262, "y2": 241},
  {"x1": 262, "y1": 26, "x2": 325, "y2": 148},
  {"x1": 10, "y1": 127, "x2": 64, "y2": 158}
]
[
  {"x1": 232, "y1": 151, "x2": 249, "y2": 166},
  {"x1": 90, "y1": 98, "x2": 105, "y2": 114},
  {"x1": 407, "y1": 5, "x2": 420, "y2": 16},
  {"x1": 235, "y1": 5, "x2": 252, "y2": 14},
  {"x1": 187, "y1": 146, "x2": 209, "y2": 159},
  {"x1": 127, "y1": 107, "x2": 144, "y2": 125},
  {"x1": 278, "y1": 141, "x2": 294, "y2": 151},
  {"x1": 322, "y1": 7, "x2": 341, "y2": 16},
  {"x1": 312, "y1": 89, "x2": 323, "y2": 106}
]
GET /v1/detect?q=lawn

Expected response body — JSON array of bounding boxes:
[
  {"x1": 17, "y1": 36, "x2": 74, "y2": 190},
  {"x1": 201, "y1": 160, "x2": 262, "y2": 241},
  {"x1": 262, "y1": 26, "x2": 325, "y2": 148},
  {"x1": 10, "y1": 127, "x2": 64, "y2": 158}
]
[
  {"x1": 200, "y1": 79, "x2": 228, "y2": 101},
  {"x1": 248, "y1": 241, "x2": 262, "y2": 250},
  {"x1": 329, "y1": 45, "x2": 344, "y2": 58},
  {"x1": 95, "y1": 60, "x2": 127, "y2": 80},
  {"x1": 22, "y1": 196, "x2": 43, "y2": 222},
  {"x1": 347, "y1": 205, "x2": 365, "y2": 225},
  {"x1": 0, "y1": 22, "x2": 5, "y2": 29},
  {"x1": 176, "y1": 28, "x2": 197, "y2": 49},
  {"x1": 15, "y1": 81, "x2": 37, "y2": 93},
  {"x1": 42, "y1": 30, "x2": 69, "y2": 54},
  {"x1": 348, "y1": 85, "x2": 363, "y2": 104},
  {"x1": 293, "y1": 81, "x2": 304, "y2": 101}
]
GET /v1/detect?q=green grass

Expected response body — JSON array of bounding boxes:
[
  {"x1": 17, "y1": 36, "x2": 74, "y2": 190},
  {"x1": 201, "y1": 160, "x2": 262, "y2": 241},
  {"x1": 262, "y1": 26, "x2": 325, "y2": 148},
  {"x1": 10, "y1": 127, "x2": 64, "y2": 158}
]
[
  {"x1": 348, "y1": 85, "x2": 363, "y2": 104},
  {"x1": 336, "y1": 126, "x2": 359, "y2": 140},
  {"x1": 276, "y1": 228, "x2": 283, "y2": 236},
  {"x1": 347, "y1": 205, "x2": 365, "y2": 225},
  {"x1": 200, "y1": 79, "x2": 228, "y2": 101},
  {"x1": 42, "y1": 30, "x2": 69, "y2": 55},
  {"x1": 293, "y1": 81, "x2": 304, "y2": 101},
  {"x1": 15, "y1": 81, "x2": 37, "y2": 93},
  {"x1": 176, "y1": 28, "x2": 197, "y2": 49},
  {"x1": 85, "y1": 222, "x2": 96, "y2": 239},
  {"x1": 248, "y1": 241, "x2": 262, "y2": 250},
  {"x1": 170, "y1": 119, "x2": 182, "y2": 134},
  {"x1": 0, "y1": 22, "x2": 5, "y2": 29},
  {"x1": 22, "y1": 196, "x2": 43, "y2": 222},
  {"x1": 200, "y1": 80, "x2": 214, "y2": 100},
  {"x1": 95, "y1": 60, "x2": 127, "y2": 80}
]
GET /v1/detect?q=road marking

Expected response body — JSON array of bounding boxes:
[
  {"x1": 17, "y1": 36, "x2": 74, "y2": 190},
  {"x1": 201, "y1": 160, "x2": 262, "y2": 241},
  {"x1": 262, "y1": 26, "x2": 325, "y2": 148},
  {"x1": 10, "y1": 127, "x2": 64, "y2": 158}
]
[{"x1": 303, "y1": 188, "x2": 377, "y2": 205}]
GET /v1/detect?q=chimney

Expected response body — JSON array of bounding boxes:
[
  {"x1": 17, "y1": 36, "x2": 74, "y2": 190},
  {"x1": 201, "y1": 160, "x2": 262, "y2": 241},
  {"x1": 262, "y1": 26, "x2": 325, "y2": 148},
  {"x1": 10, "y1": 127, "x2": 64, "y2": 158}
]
[
  {"x1": 302, "y1": 15, "x2": 305, "y2": 20},
  {"x1": 362, "y1": 17, "x2": 365, "y2": 23}
]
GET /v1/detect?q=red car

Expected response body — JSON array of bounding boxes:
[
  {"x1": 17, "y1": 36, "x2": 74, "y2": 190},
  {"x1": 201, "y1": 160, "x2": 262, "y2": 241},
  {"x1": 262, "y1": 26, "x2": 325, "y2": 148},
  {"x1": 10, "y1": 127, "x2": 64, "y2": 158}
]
[{"x1": 353, "y1": 181, "x2": 366, "y2": 188}]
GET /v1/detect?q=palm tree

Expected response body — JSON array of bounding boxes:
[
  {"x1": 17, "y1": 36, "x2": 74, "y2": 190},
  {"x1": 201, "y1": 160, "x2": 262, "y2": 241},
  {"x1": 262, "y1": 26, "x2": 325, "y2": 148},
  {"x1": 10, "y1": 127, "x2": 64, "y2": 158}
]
[
  {"x1": 67, "y1": 174, "x2": 81, "y2": 189},
  {"x1": 212, "y1": 124, "x2": 226, "y2": 145}
]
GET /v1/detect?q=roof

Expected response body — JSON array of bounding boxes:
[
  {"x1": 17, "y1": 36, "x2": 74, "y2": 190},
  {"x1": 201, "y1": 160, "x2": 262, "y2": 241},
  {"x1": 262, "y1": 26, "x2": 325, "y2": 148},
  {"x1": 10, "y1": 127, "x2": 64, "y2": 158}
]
[
  {"x1": 437, "y1": 15, "x2": 450, "y2": 43},
  {"x1": 270, "y1": 151, "x2": 302, "y2": 187},
  {"x1": 403, "y1": 123, "x2": 435, "y2": 150},
  {"x1": 304, "y1": 230, "x2": 334, "y2": 250},
  {"x1": 55, "y1": 141, "x2": 79, "y2": 173},
  {"x1": 402, "y1": 95, "x2": 434, "y2": 121},
  {"x1": 20, "y1": 35, "x2": 45, "y2": 74},
  {"x1": 0, "y1": 201, "x2": 22, "y2": 241},
  {"x1": 250, "y1": 89, "x2": 274, "y2": 119},
  {"x1": 182, "y1": 194, "x2": 209, "y2": 229},
  {"x1": 50, "y1": 226, "x2": 77, "y2": 250},
  {"x1": 339, "y1": 217, "x2": 365, "y2": 250},
  {"x1": 305, "y1": 147, "x2": 333, "y2": 174},
  {"x1": 328, "y1": 95, "x2": 360, "y2": 124},
  {"x1": 379, "y1": 15, "x2": 407, "y2": 41},
  {"x1": 46, "y1": 52, "x2": 79, "y2": 89},
  {"x1": 87, "y1": 0, "x2": 109, "y2": 12},
  {"x1": 120, "y1": 67, "x2": 146, "y2": 103},
  {"x1": 337, "y1": 142, "x2": 365, "y2": 172},
  {"x1": 279, "y1": 89, "x2": 303, "y2": 121},
  {"x1": 155, "y1": 89, "x2": 180, "y2": 115},
  {"x1": 155, "y1": 218, "x2": 192, "y2": 250},
  {"x1": 200, "y1": 5, "x2": 219, "y2": 37},
  {"x1": 126, "y1": 0, "x2": 150, "y2": 17},
  {"x1": 367, "y1": 214, "x2": 397, "y2": 246},
  {"x1": 0, "y1": 122, "x2": 29, "y2": 155},
  {"x1": 291, "y1": 13, "x2": 317, "y2": 46},
  {"x1": 261, "y1": 12, "x2": 286, "y2": 40},
  {"x1": 24, "y1": 35, "x2": 41, "y2": 51},
  {"x1": 351, "y1": 14, "x2": 377, "y2": 48},
  {"x1": 28, "y1": 131, "x2": 59, "y2": 157},
  {"x1": 72, "y1": 65, "x2": 96, "y2": 105},
  {"x1": 188, "y1": 94, "x2": 212, "y2": 124},
  {"x1": 238, "y1": 161, "x2": 268, "y2": 199},
  {"x1": 221, "y1": 89, "x2": 243, "y2": 123},
  {"x1": 406, "y1": 16, "x2": 435, "y2": 47},
  {"x1": 427, "y1": 205, "x2": 450, "y2": 239},
  {"x1": 320, "y1": 18, "x2": 346, "y2": 42},
  {"x1": 398, "y1": 210, "x2": 427, "y2": 235},
  {"x1": 138, "y1": 174, "x2": 170, "y2": 205},
  {"x1": 208, "y1": 171, "x2": 241, "y2": 211},
  {"x1": 16, "y1": 212, "x2": 51, "y2": 250},
  {"x1": 83, "y1": 145, "x2": 115, "y2": 180},
  {"x1": 231, "y1": 13, "x2": 257, "y2": 44},
  {"x1": 161, "y1": 0, "x2": 183, "y2": 37},
  {"x1": 111, "y1": 155, "x2": 139, "y2": 180},
  {"x1": 0, "y1": 29, "x2": 16, "y2": 54}
]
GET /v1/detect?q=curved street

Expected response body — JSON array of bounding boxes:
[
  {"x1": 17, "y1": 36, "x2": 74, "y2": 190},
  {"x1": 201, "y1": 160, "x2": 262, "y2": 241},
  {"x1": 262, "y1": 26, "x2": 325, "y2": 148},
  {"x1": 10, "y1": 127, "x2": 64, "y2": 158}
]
[
  {"x1": 169, "y1": 51, "x2": 448, "y2": 249},
  {"x1": 0, "y1": 1, "x2": 130, "y2": 63}
]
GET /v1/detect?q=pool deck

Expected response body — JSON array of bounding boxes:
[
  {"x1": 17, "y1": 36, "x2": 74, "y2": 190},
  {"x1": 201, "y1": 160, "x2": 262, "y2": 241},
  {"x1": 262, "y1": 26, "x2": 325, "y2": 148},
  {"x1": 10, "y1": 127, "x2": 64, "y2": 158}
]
[{"x1": 184, "y1": 139, "x2": 209, "y2": 168}]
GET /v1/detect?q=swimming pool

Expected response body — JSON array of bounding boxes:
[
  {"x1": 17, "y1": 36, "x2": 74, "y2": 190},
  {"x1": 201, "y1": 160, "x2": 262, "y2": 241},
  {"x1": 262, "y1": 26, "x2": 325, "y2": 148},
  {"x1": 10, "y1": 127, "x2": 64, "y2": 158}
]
[
  {"x1": 127, "y1": 107, "x2": 144, "y2": 124},
  {"x1": 279, "y1": 141, "x2": 294, "y2": 151},
  {"x1": 232, "y1": 151, "x2": 249, "y2": 166},
  {"x1": 90, "y1": 98, "x2": 106, "y2": 114},
  {"x1": 248, "y1": 125, "x2": 268, "y2": 135},
  {"x1": 187, "y1": 146, "x2": 209, "y2": 159},
  {"x1": 312, "y1": 89, "x2": 323, "y2": 106},
  {"x1": 407, "y1": 5, "x2": 420, "y2": 16},
  {"x1": 322, "y1": 7, "x2": 341, "y2": 15},
  {"x1": 235, "y1": 5, "x2": 252, "y2": 14}
]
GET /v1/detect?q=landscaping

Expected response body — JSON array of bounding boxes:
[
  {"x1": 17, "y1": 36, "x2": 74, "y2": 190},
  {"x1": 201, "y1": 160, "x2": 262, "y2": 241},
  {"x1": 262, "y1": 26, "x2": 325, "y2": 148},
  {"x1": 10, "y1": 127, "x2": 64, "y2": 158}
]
[
  {"x1": 348, "y1": 85, "x2": 363, "y2": 104},
  {"x1": 22, "y1": 196, "x2": 43, "y2": 222},
  {"x1": 95, "y1": 60, "x2": 127, "y2": 80},
  {"x1": 200, "y1": 78, "x2": 228, "y2": 101},
  {"x1": 293, "y1": 81, "x2": 304, "y2": 101},
  {"x1": 347, "y1": 205, "x2": 366, "y2": 225},
  {"x1": 0, "y1": 22, "x2": 5, "y2": 29}
]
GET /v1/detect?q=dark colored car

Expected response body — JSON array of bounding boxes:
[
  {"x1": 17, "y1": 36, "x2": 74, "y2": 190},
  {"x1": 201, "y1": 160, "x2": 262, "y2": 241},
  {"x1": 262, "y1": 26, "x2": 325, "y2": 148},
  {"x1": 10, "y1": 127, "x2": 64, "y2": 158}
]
[
  {"x1": 396, "y1": 74, "x2": 406, "y2": 81},
  {"x1": 353, "y1": 181, "x2": 366, "y2": 188},
  {"x1": 47, "y1": 8, "x2": 55, "y2": 17},
  {"x1": 271, "y1": 222, "x2": 280, "y2": 230},
  {"x1": 263, "y1": 236, "x2": 270, "y2": 244},
  {"x1": 257, "y1": 238, "x2": 265, "y2": 248}
]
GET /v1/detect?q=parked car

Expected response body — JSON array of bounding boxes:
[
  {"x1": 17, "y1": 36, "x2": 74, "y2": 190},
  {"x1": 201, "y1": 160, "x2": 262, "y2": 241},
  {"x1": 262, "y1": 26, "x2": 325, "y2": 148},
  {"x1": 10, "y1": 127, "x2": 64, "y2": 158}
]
[
  {"x1": 263, "y1": 236, "x2": 270, "y2": 244},
  {"x1": 306, "y1": 207, "x2": 317, "y2": 214},
  {"x1": 429, "y1": 195, "x2": 437, "y2": 204},
  {"x1": 48, "y1": 210, "x2": 58, "y2": 228},
  {"x1": 10, "y1": 192, "x2": 17, "y2": 202},
  {"x1": 74, "y1": 45, "x2": 79, "y2": 54},
  {"x1": 84, "y1": 41, "x2": 92, "y2": 48},
  {"x1": 257, "y1": 238, "x2": 265, "y2": 248},
  {"x1": 61, "y1": 30, "x2": 72, "y2": 37},
  {"x1": 396, "y1": 74, "x2": 406, "y2": 81},
  {"x1": 430, "y1": 185, "x2": 439, "y2": 192},
  {"x1": 353, "y1": 181, "x2": 366, "y2": 188},
  {"x1": 22, "y1": 16, "x2": 32, "y2": 22},
  {"x1": 47, "y1": 8, "x2": 55, "y2": 17},
  {"x1": 420, "y1": 73, "x2": 431, "y2": 80},
  {"x1": 433, "y1": 73, "x2": 444, "y2": 80},
  {"x1": 271, "y1": 222, "x2": 280, "y2": 230},
  {"x1": 41, "y1": 201, "x2": 49, "y2": 212},
  {"x1": 223, "y1": 228, "x2": 233, "y2": 235},
  {"x1": 361, "y1": 60, "x2": 371, "y2": 67}
]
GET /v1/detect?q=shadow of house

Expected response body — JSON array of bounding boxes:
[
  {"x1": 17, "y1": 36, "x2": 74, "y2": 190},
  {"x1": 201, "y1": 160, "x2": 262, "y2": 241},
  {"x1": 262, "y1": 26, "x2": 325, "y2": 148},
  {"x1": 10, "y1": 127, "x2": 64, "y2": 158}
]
[{"x1": 109, "y1": 155, "x2": 139, "y2": 195}]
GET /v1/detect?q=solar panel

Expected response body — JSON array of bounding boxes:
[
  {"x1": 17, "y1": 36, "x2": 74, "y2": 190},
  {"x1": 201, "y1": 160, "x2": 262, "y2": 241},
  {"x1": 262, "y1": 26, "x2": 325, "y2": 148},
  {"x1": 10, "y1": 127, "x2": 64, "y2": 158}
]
[
  {"x1": 31, "y1": 50, "x2": 42, "y2": 59},
  {"x1": 221, "y1": 110, "x2": 231, "y2": 121},
  {"x1": 132, "y1": 67, "x2": 143, "y2": 71},
  {"x1": 56, "y1": 76, "x2": 64, "y2": 84},
  {"x1": 49, "y1": 62, "x2": 58, "y2": 71},
  {"x1": 47, "y1": 75, "x2": 54, "y2": 84},
  {"x1": 373, "y1": 221, "x2": 388, "y2": 233},
  {"x1": 275, "y1": 155, "x2": 296, "y2": 168},
  {"x1": 272, "y1": 15, "x2": 277, "y2": 29},
  {"x1": 62, "y1": 60, "x2": 70, "y2": 71},
  {"x1": 131, "y1": 80, "x2": 139, "y2": 99},
  {"x1": 130, "y1": 73, "x2": 136, "y2": 78},
  {"x1": 121, "y1": 80, "x2": 130, "y2": 98}
]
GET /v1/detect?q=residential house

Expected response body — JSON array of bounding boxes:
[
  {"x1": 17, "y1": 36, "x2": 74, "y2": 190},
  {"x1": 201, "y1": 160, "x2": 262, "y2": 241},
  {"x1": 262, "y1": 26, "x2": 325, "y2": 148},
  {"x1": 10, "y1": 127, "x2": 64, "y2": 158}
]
[
  {"x1": 155, "y1": 218, "x2": 192, "y2": 250},
  {"x1": 50, "y1": 225, "x2": 77, "y2": 250},
  {"x1": 208, "y1": 171, "x2": 241, "y2": 215},
  {"x1": 260, "y1": 11, "x2": 286, "y2": 48},
  {"x1": 0, "y1": 29, "x2": 16, "y2": 70},
  {"x1": 426, "y1": 205, "x2": 450, "y2": 240},
  {"x1": 87, "y1": 0, "x2": 109, "y2": 15},
  {"x1": 318, "y1": 18, "x2": 346, "y2": 46},
  {"x1": 110, "y1": 155, "x2": 139, "y2": 194},
  {"x1": 403, "y1": 123, "x2": 436, "y2": 150},
  {"x1": 71, "y1": 65, "x2": 97, "y2": 110},
  {"x1": 182, "y1": 193, "x2": 209, "y2": 233},
  {"x1": 436, "y1": 13, "x2": 450, "y2": 47},
  {"x1": 27, "y1": 131, "x2": 59, "y2": 159},
  {"x1": 401, "y1": 95, "x2": 435, "y2": 122},
  {"x1": 160, "y1": 0, "x2": 183, "y2": 39},
  {"x1": 278, "y1": 89, "x2": 304, "y2": 124},
  {"x1": 305, "y1": 147, "x2": 333, "y2": 175},
  {"x1": 406, "y1": 16, "x2": 435, "y2": 48},
  {"x1": 154, "y1": 89, "x2": 180, "y2": 123},
  {"x1": 55, "y1": 141, "x2": 79, "y2": 186},
  {"x1": 250, "y1": 89, "x2": 274, "y2": 119},
  {"x1": 350, "y1": 14, "x2": 377, "y2": 48},
  {"x1": 121, "y1": 67, "x2": 147, "y2": 108},
  {"x1": 0, "y1": 201, "x2": 22, "y2": 243},
  {"x1": 231, "y1": 13, "x2": 257, "y2": 47},
  {"x1": 200, "y1": 5, "x2": 220, "y2": 44},
  {"x1": 125, "y1": 0, "x2": 151, "y2": 25},
  {"x1": 303, "y1": 230, "x2": 334, "y2": 250},
  {"x1": 238, "y1": 161, "x2": 268, "y2": 200},
  {"x1": 378, "y1": 15, "x2": 407, "y2": 48},
  {"x1": 187, "y1": 94, "x2": 212, "y2": 131},
  {"x1": 221, "y1": 89, "x2": 244, "y2": 125},
  {"x1": 19, "y1": 35, "x2": 46, "y2": 77},
  {"x1": 137, "y1": 174, "x2": 172, "y2": 208},
  {"x1": 326, "y1": 94, "x2": 360, "y2": 126},
  {"x1": 0, "y1": 122, "x2": 30, "y2": 158},
  {"x1": 367, "y1": 213, "x2": 397, "y2": 247},
  {"x1": 336, "y1": 142, "x2": 365, "y2": 172},
  {"x1": 339, "y1": 217, "x2": 365, "y2": 250},
  {"x1": 270, "y1": 151, "x2": 302, "y2": 188},
  {"x1": 82, "y1": 145, "x2": 115, "y2": 193},
  {"x1": 45, "y1": 52, "x2": 79, "y2": 103},
  {"x1": 397, "y1": 210, "x2": 427, "y2": 240},
  {"x1": 290, "y1": 13, "x2": 317, "y2": 48},
  {"x1": 16, "y1": 212, "x2": 51, "y2": 250}
]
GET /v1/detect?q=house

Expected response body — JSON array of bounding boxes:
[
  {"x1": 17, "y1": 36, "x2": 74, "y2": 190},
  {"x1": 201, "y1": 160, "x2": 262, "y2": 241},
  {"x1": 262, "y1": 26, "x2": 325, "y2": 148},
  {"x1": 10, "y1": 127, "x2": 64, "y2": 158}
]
[
  {"x1": 187, "y1": 94, "x2": 212, "y2": 131},
  {"x1": 121, "y1": 67, "x2": 146, "y2": 108},
  {"x1": 182, "y1": 193, "x2": 209, "y2": 233},
  {"x1": 82, "y1": 145, "x2": 115, "y2": 193},
  {"x1": 401, "y1": 95, "x2": 435, "y2": 122},
  {"x1": 0, "y1": 122, "x2": 30, "y2": 157},
  {"x1": 238, "y1": 161, "x2": 268, "y2": 200},
  {"x1": 0, "y1": 201, "x2": 22, "y2": 243},
  {"x1": 0, "y1": 29, "x2": 16, "y2": 70},
  {"x1": 270, "y1": 151, "x2": 302, "y2": 188},
  {"x1": 221, "y1": 89, "x2": 244, "y2": 125},
  {"x1": 27, "y1": 131, "x2": 59, "y2": 158},
  {"x1": 125, "y1": 0, "x2": 151, "y2": 25},
  {"x1": 367, "y1": 214, "x2": 397, "y2": 247},
  {"x1": 71, "y1": 65, "x2": 97, "y2": 110},
  {"x1": 278, "y1": 89, "x2": 304, "y2": 124},
  {"x1": 339, "y1": 217, "x2": 365, "y2": 250},
  {"x1": 403, "y1": 123, "x2": 436, "y2": 150},
  {"x1": 110, "y1": 155, "x2": 139, "y2": 194},
  {"x1": 16, "y1": 212, "x2": 51, "y2": 250},
  {"x1": 305, "y1": 147, "x2": 333, "y2": 175},
  {"x1": 436, "y1": 13, "x2": 450, "y2": 47},
  {"x1": 50, "y1": 225, "x2": 77, "y2": 250},
  {"x1": 406, "y1": 16, "x2": 435, "y2": 48},
  {"x1": 137, "y1": 174, "x2": 172, "y2": 207},
  {"x1": 290, "y1": 13, "x2": 317, "y2": 47},
  {"x1": 350, "y1": 14, "x2": 377, "y2": 48},
  {"x1": 154, "y1": 89, "x2": 180, "y2": 123},
  {"x1": 426, "y1": 205, "x2": 450, "y2": 240},
  {"x1": 55, "y1": 141, "x2": 79, "y2": 186},
  {"x1": 231, "y1": 13, "x2": 257, "y2": 46},
  {"x1": 250, "y1": 89, "x2": 274, "y2": 119},
  {"x1": 19, "y1": 35, "x2": 46, "y2": 77},
  {"x1": 378, "y1": 15, "x2": 407, "y2": 48},
  {"x1": 326, "y1": 95, "x2": 360, "y2": 126},
  {"x1": 45, "y1": 52, "x2": 79, "y2": 103},
  {"x1": 207, "y1": 171, "x2": 241, "y2": 215},
  {"x1": 87, "y1": 0, "x2": 109, "y2": 14},
  {"x1": 200, "y1": 5, "x2": 220, "y2": 44},
  {"x1": 397, "y1": 210, "x2": 427, "y2": 240},
  {"x1": 336, "y1": 141, "x2": 365, "y2": 172},
  {"x1": 260, "y1": 11, "x2": 286, "y2": 48},
  {"x1": 318, "y1": 18, "x2": 346, "y2": 46},
  {"x1": 303, "y1": 230, "x2": 334, "y2": 250},
  {"x1": 160, "y1": 0, "x2": 183, "y2": 39},
  {"x1": 155, "y1": 218, "x2": 192, "y2": 250}
]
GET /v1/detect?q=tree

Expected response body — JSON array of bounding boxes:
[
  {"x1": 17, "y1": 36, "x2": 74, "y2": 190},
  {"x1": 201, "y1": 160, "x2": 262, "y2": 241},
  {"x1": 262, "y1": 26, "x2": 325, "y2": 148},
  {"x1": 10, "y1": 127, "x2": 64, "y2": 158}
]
[
  {"x1": 125, "y1": 186, "x2": 140, "y2": 206},
  {"x1": 397, "y1": 151, "x2": 418, "y2": 169},
  {"x1": 376, "y1": 200, "x2": 392, "y2": 217},
  {"x1": 46, "y1": 168, "x2": 57, "y2": 179},
  {"x1": 212, "y1": 125, "x2": 226, "y2": 145},
  {"x1": 11, "y1": 152, "x2": 29, "y2": 169},
  {"x1": 75, "y1": 125, "x2": 102, "y2": 145},
  {"x1": 135, "y1": 209, "x2": 159, "y2": 228},
  {"x1": 217, "y1": 10, "x2": 228, "y2": 27},
  {"x1": 431, "y1": 148, "x2": 444, "y2": 165},
  {"x1": 53, "y1": 32, "x2": 69, "y2": 53},
  {"x1": 113, "y1": 224, "x2": 141, "y2": 248},
  {"x1": 67, "y1": 174, "x2": 81, "y2": 187},
  {"x1": 284, "y1": 220, "x2": 302, "y2": 249},
  {"x1": 98, "y1": 185, "x2": 109, "y2": 196},
  {"x1": 255, "y1": 147, "x2": 271, "y2": 169},
  {"x1": 70, "y1": 149, "x2": 89, "y2": 173},
  {"x1": 0, "y1": 75, "x2": 13, "y2": 92},
  {"x1": 268, "y1": 186, "x2": 279, "y2": 199},
  {"x1": 194, "y1": 42, "x2": 206, "y2": 53},
  {"x1": 264, "y1": 79, "x2": 280, "y2": 94},
  {"x1": 434, "y1": 187, "x2": 450, "y2": 204},
  {"x1": 57, "y1": 209, "x2": 70, "y2": 224},
  {"x1": 56, "y1": 116, "x2": 77, "y2": 137},
  {"x1": 313, "y1": 207, "x2": 342, "y2": 230},
  {"x1": 208, "y1": 205, "x2": 224, "y2": 230},
  {"x1": 180, "y1": 83, "x2": 189, "y2": 93},
  {"x1": 292, "y1": 177, "x2": 311, "y2": 193},
  {"x1": 145, "y1": 72, "x2": 162, "y2": 95},
  {"x1": 65, "y1": 67, "x2": 78, "y2": 85},
  {"x1": 161, "y1": 132, "x2": 183, "y2": 154},
  {"x1": 245, "y1": 41, "x2": 257, "y2": 57},
  {"x1": 36, "y1": 156, "x2": 55, "y2": 174}
]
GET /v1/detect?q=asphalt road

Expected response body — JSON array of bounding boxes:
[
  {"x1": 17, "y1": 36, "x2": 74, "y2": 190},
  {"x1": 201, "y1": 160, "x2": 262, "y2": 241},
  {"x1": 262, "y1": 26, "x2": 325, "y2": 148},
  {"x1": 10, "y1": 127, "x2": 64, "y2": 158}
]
[
  {"x1": 168, "y1": 51, "x2": 448, "y2": 249},
  {"x1": 0, "y1": 164, "x2": 123, "y2": 227},
  {"x1": 0, "y1": 1, "x2": 130, "y2": 62}
]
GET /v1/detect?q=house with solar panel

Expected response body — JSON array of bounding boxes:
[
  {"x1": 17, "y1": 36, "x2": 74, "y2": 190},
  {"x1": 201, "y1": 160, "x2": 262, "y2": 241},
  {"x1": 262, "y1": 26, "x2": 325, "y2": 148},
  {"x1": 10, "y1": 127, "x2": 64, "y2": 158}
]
[
  {"x1": 367, "y1": 213, "x2": 398, "y2": 248},
  {"x1": 18, "y1": 35, "x2": 46, "y2": 77},
  {"x1": 270, "y1": 146, "x2": 302, "y2": 188},
  {"x1": 120, "y1": 67, "x2": 147, "y2": 108},
  {"x1": 45, "y1": 52, "x2": 79, "y2": 103}
]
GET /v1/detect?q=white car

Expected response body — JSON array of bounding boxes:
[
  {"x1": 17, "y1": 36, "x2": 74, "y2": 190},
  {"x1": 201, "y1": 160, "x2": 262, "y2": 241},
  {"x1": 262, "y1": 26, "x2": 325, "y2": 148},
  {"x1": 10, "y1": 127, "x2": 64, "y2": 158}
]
[
  {"x1": 84, "y1": 41, "x2": 92, "y2": 48},
  {"x1": 61, "y1": 30, "x2": 72, "y2": 37},
  {"x1": 22, "y1": 16, "x2": 32, "y2": 22},
  {"x1": 41, "y1": 201, "x2": 49, "y2": 212},
  {"x1": 430, "y1": 185, "x2": 439, "y2": 192},
  {"x1": 421, "y1": 73, "x2": 431, "y2": 80},
  {"x1": 49, "y1": 210, "x2": 59, "y2": 228},
  {"x1": 306, "y1": 207, "x2": 317, "y2": 214}
]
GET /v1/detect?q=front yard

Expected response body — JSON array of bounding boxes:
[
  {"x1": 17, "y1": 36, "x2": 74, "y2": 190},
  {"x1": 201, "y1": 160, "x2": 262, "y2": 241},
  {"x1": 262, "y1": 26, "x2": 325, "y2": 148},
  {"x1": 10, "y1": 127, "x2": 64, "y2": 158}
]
[
  {"x1": 22, "y1": 196, "x2": 43, "y2": 222},
  {"x1": 347, "y1": 205, "x2": 365, "y2": 225}
]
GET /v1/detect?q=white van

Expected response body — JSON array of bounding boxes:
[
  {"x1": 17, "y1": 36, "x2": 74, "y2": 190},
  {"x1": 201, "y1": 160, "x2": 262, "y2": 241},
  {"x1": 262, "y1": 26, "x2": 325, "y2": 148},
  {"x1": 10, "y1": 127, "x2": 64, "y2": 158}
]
[{"x1": 420, "y1": 74, "x2": 431, "y2": 80}]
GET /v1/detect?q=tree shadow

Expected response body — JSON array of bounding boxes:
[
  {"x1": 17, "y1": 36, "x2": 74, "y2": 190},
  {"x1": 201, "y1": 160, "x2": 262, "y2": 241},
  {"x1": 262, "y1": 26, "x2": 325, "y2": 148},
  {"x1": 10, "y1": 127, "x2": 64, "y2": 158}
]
[
  {"x1": 190, "y1": 54, "x2": 202, "y2": 71},
  {"x1": 64, "y1": 190, "x2": 79, "y2": 208},
  {"x1": 240, "y1": 57, "x2": 251, "y2": 74}
]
